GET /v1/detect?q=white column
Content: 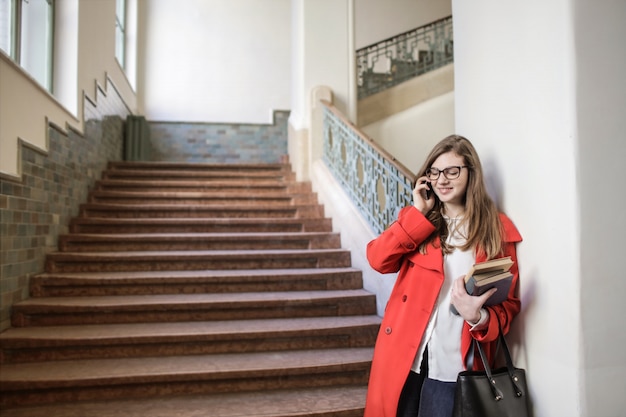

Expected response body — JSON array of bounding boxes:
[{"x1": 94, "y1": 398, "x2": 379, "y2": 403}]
[
  {"x1": 453, "y1": 0, "x2": 626, "y2": 416},
  {"x1": 289, "y1": 0, "x2": 355, "y2": 180}
]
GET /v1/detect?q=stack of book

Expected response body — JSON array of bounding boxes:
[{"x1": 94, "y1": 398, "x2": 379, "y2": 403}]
[{"x1": 451, "y1": 256, "x2": 514, "y2": 315}]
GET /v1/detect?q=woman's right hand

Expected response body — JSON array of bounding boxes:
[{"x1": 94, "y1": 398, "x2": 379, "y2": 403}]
[{"x1": 412, "y1": 176, "x2": 435, "y2": 215}]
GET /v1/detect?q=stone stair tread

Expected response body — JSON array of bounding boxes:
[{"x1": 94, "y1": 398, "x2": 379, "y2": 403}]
[
  {"x1": 0, "y1": 385, "x2": 367, "y2": 417},
  {"x1": 98, "y1": 178, "x2": 292, "y2": 185},
  {"x1": 44, "y1": 249, "x2": 352, "y2": 274},
  {"x1": 71, "y1": 217, "x2": 325, "y2": 225},
  {"x1": 30, "y1": 268, "x2": 363, "y2": 296},
  {"x1": 14, "y1": 289, "x2": 373, "y2": 310},
  {"x1": 0, "y1": 316, "x2": 381, "y2": 345},
  {"x1": 76, "y1": 205, "x2": 324, "y2": 221},
  {"x1": 103, "y1": 169, "x2": 290, "y2": 180},
  {"x1": 60, "y1": 232, "x2": 335, "y2": 240},
  {"x1": 84, "y1": 203, "x2": 318, "y2": 212},
  {"x1": 90, "y1": 190, "x2": 303, "y2": 198},
  {"x1": 105, "y1": 165, "x2": 289, "y2": 174},
  {"x1": 49, "y1": 247, "x2": 346, "y2": 255},
  {"x1": 0, "y1": 347, "x2": 374, "y2": 388},
  {"x1": 58, "y1": 232, "x2": 338, "y2": 249},
  {"x1": 34, "y1": 267, "x2": 361, "y2": 281},
  {"x1": 110, "y1": 160, "x2": 285, "y2": 165},
  {"x1": 108, "y1": 161, "x2": 288, "y2": 169},
  {"x1": 69, "y1": 218, "x2": 333, "y2": 231},
  {"x1": 86, "y1": 199, "x2": 302, "y2": 206},
  {"x1": 80, "y1": 203, "x2": 308, "y2": 209},
  {"x1": 57, "y1": 232, "x2": 339, "y2": 251},
  {"x1": 46, "y1": 248, "x2": 349, "y2": 260},
  {"x1": 95, "y1": 179, "x2": 306, "y2": 192}
]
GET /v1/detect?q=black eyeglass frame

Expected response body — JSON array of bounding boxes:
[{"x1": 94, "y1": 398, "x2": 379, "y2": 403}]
[{"x1": 425, "y1": 165, "x2": 471, "y2": 180}]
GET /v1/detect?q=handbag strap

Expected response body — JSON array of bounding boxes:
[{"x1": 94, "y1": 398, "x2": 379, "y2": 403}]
[
  {"x1": 473, "y1": 337, "x2": 504, "y2": 401},
  {"x1": 494, "y1": 313, "x2": 524, "y2": 398},
  {"x1": 473, "y1": 313, "x2": 524, "y2": 400}
]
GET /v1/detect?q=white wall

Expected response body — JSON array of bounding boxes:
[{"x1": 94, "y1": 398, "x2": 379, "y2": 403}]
[
  {"x1": 290, "y1": 0, "x2": 355, "y2": 129},
  {"x1": 138, "y1": 0, "x2": 291, "y2": 124},
  {"x1": 361, "y1": 91, "x2": 455, "y2": 173},
  {"x1": 574, "y1": 1, "x2": 626, "y2": 416},
  {"x1": 453, "y1": 1, "x2": 580, "y2": 415},
  {"x1": 354, "y1": 0, "x2": 451, "y2": 49},
  {"x1": 288, "y1": 0, "x2": 355, "y2": 182},
  {"x1": 453, "y1": 0, "x2": 626, "y2": 416},
  {"x1": 78, "y1": 0, "x2": 136, "y2": 109}
]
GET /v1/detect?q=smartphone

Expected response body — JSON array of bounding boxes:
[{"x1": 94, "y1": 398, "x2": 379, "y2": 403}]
[{"x1": 425, "y1": 182, "x2": 433, "y2": 200}]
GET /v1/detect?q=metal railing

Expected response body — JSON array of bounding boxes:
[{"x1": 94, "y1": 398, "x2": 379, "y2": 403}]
[
  {"x1": 322, "y1": 101, "x2": 416, "y2": 234},
  {"x1": 356, "y1": 16, "x2": 453, "y2": 99}
]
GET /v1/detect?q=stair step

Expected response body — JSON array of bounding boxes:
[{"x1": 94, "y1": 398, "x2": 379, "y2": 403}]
[
  {"x1": 94, "y1": 178, "x2": 312, "y2": 194},
  {"x1": 0, "y1": 385, "x2": 367, "y2": 417},
  {"x1": 107, "y1": 161, "x2": 290, "y2": 171},
  {"x1": 69, "y1": 217, "x2": 333, "y2": 233},
  {"x1": 58, "y1": 232, "x2": 340, "y2": 252},
  {"x1": 0, "y1": 348, "x2": 373, "y2": 407},
  {"x1": 11, "y1": 290, "x2": 378, "y2": 326},
  {"x1": 0, "y1": 316, "x2": 381, "y2": 362},
  {"x1": 29, "y1": 268, "x2": 364, "y2": 297},
  {"x1": 88, "y1": 190, "x2": 319, "y2": 205},
  {"x1": 103, "y1": 162, "x2": 295, "y2": 181},
  {"x1": 103, "y1": 169, "x2": 294, "y2": 182},
  {"x1": 78, "y1": 202, "x2": 324, "y2": 219},
  {"x1": 44, "y1": 249, "x2": 352, "y2": 273}
]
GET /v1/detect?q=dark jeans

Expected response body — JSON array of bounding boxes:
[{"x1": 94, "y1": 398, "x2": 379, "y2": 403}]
[
  {"x1": 417, "y1": 378, "x2": 456, "y2": 417},
  {"x1": 396, "y1": 347, "x2": 456, "y2": 417}
]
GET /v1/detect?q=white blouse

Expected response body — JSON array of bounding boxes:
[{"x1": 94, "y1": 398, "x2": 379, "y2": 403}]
[{"x1": 410, "y1": 216, "x2": 475, "y2": 382}]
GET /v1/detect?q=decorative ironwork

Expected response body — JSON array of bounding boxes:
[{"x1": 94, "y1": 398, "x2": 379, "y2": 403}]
[
  {"x1": 356, "y1": 16, "x2": 453, "y2": 99},
  {"x1": 322, "y1": 104, "x2": 415, "y2": 235}
]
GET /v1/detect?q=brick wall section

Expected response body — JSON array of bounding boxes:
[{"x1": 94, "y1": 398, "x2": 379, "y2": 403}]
[
  {"x1": 149, "y1": 111, "x2": 290, "y2": 164},
  {"x1": 0, "y1": 84, "x2": 130, "y2": 331}
]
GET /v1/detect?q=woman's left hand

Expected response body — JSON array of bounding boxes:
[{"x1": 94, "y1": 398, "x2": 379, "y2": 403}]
[{"x1": 450, "y1": 276, "x2": 496, "y2": 323}]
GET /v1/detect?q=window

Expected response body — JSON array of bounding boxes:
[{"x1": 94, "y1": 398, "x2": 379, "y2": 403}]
[
  {"x1": 0, "y1": 0, "x2": 15, "y2": 56},
  {"x1": 0, "y1": 0, "x2": 54, "y2": 92},
  {"x1": 115, "y1": 0, "x2": 126, "y2": 69}
]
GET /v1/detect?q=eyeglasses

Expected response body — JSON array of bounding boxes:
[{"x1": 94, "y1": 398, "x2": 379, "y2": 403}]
[{"x1": 425, "y1": 165, "x2": 470, "y2": 180}]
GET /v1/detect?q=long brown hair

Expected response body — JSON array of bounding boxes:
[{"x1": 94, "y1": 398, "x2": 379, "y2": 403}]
[{"x1": 417, "y1": 135, "x2": 504, "y2": 259}]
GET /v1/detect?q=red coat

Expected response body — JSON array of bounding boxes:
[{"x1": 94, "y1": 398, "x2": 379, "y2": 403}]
[{"x1": 363, "y1": 206, "x2": 522, "y2": 417}]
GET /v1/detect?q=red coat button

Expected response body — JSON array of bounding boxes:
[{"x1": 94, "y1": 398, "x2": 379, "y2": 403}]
[
  {"x1": 385, "y1": 327, "x2": 392, "y2": 335},
  {"x1": 402, "y1": 295, "x2": 408, "y2": 302}
]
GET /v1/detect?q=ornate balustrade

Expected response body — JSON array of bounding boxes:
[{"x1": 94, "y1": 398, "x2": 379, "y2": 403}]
[
  {"x1": 322, "y1": 101, "x2": 416, "y2": 234},
  {"x1": 356, "y1": 16, "x2": 453, "y2": 99}
]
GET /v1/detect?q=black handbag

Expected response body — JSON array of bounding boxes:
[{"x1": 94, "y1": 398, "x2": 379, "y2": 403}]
[{"x1": 453, "y1": 319, "x2": 530, "y2": 417}]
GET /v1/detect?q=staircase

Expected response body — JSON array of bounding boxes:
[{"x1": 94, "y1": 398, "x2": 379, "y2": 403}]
[{"x1": 0, "y1": 161, "x2": 380, "y2": 417}]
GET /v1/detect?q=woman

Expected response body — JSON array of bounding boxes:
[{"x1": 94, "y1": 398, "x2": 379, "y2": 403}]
[{"x1": 363, "y1": 135, "x2": 522, "y2": 417}]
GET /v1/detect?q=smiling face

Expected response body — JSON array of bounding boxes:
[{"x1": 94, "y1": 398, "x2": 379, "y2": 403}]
[{"x1": 429, "y1": 151, "x2": 469, "y2": 217}]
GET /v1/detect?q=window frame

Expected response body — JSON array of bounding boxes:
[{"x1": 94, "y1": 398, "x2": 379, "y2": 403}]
[
  {"x1": 0, "y1": 0, "x2": 19, "y2": 59},
  {"x1": 1, "y1": 0, "x2": 55, "y2": 92},
  {"x1": 115, "y1": 0, "x2": 126, "y2": 69}
]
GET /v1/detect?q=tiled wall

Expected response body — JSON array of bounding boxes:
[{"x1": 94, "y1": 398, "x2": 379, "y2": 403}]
[
  {"x1": 0, "y1": 83, "x2": 130, "y2": 331},
  {"x1": 149, "y1": 111, "x2": 290, "y2": 164}
]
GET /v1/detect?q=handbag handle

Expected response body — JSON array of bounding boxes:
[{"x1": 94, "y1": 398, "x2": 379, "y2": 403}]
[{"x1": 473, "y1": 314, "x2": 524, "y2": 401}]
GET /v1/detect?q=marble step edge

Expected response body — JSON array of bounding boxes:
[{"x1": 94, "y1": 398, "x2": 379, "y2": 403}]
[
  {"x1": 0, "y1": 385, "x2": 367, "y2": 417},
  {"x1": 0, "y1": 315, "x2": 382, "y2": 347},
  {"x1": 0, "y1": 347, "x2": 375, "y2": 389}
]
